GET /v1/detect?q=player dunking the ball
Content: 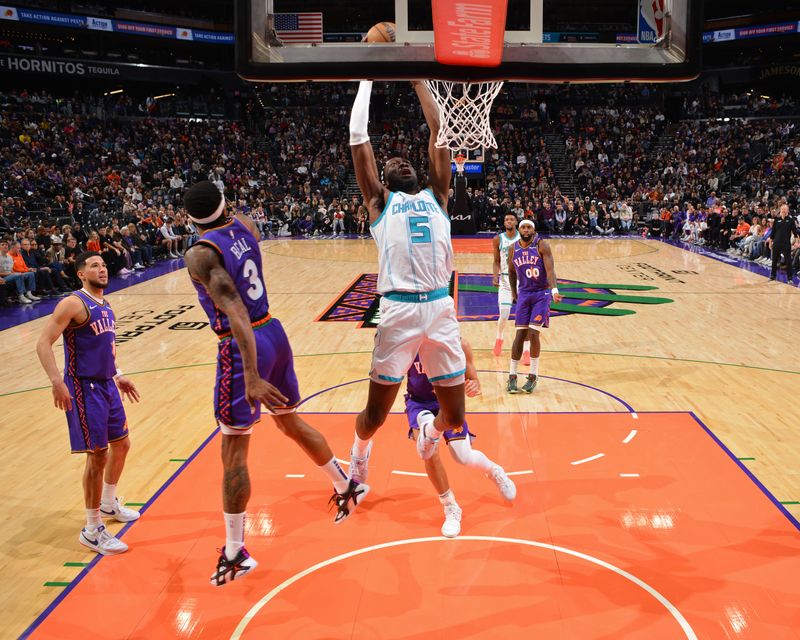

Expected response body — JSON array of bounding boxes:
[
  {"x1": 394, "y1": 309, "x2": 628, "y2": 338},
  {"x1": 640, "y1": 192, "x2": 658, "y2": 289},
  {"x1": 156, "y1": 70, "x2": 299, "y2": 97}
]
[
  {"x1": 348, "y1": 80, "x2": 466, "y2": 480},
  {"x1": 182, "y1": 182, "x2": 367, "y2": 586},
  {"x1": 507, "y1": 219, "x2": 561, "y2": 393},
  {"x1": 492, "y1": 212, "x2": 530, "y2": 362}
]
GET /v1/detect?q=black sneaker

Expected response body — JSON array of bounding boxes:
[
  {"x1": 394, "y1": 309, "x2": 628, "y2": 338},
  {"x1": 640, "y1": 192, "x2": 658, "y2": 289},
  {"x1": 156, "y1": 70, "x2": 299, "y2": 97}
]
[
  {"x1": 210, "y1": 546, "x2": 258, "y2": 586},
  {"x1": 329, "y1": 479, "x2": 370, "y2": 524},
  {"x1": 521, "y1": 374, "x2": 538, "y2": 394},
  {"x1": 507, "y1": 375, "x2": 519, "y2": 394}
]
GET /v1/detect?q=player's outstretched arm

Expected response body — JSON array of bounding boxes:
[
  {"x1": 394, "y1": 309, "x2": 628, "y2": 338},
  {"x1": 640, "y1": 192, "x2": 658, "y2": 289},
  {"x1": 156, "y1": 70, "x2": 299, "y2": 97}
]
[
  {"x1": 36, "y1": 295, "x2": 86, "y2": 411},
  {"x1": 412, "y1": 81, "x2": 450, "y2": 208},
  {"x1": 185, "y1": 245, "x2": 288, "y2": 411},
  {"x1": 349, "y1": 81, "x2": 385, "y2": 222}
]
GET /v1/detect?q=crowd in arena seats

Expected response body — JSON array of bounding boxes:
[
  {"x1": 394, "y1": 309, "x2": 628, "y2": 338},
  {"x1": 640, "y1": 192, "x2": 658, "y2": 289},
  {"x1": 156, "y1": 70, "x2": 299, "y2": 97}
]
[{"x1": 2, "y1": 83, "x2": 799, "y2": 306}]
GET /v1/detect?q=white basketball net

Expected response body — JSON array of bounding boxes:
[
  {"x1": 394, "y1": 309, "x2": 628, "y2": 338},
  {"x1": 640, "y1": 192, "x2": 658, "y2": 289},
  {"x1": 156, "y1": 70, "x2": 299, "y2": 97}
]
[{"x1": 423, "y1": 80, "x2": 504, "y2": 151}]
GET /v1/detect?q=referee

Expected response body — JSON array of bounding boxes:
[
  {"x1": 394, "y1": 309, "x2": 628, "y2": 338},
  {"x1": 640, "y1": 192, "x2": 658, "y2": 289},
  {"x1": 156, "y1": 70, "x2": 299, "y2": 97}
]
[{"x1": 770, "y1": 204, "x2": 798, "y2": 282}]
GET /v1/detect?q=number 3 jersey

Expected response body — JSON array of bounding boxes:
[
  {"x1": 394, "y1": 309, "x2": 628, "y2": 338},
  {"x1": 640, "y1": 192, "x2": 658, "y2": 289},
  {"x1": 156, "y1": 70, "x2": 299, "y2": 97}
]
[
  {"x1": 371, "y1": 188, "x2": 454, "y2": 294},
  {"x1": 190, "y1": 217, "x2": 270, "y2": 336}
]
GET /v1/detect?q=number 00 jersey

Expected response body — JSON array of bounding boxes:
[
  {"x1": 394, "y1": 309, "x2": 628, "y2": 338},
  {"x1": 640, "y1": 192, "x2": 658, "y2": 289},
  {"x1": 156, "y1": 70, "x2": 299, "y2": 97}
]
[
  {"x1": 371, "y1": 188, "x2": 453, "y2": 295},
  {"x1": 189, "y1": 217, "x2": 270, "y2": 336},
  {"x1": 511, "y1": 235, "x2": 549, "y2": 293}
]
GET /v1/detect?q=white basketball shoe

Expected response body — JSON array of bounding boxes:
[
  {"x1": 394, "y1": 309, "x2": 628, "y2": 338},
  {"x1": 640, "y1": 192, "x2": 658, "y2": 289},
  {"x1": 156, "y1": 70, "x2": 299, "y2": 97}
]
[
  {"x1": 79, "y1": 525, "x2": 129, "y2": 555},
  {"x1": 489, "y1": 465, "x2": 517, "y2": 501}
]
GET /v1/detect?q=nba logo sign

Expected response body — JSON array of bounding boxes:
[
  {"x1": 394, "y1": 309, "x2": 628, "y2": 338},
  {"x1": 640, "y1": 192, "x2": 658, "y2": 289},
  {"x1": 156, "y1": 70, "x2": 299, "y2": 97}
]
[{"x1": 637, "y1": 0, "x2": 667, "y2": 44}]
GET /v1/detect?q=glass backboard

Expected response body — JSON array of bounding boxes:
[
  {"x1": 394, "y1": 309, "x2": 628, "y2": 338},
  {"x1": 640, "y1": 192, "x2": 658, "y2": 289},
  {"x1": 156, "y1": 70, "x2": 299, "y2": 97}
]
[{"x1": 236, "y1": 0, "x2": 702, "y2": 83}]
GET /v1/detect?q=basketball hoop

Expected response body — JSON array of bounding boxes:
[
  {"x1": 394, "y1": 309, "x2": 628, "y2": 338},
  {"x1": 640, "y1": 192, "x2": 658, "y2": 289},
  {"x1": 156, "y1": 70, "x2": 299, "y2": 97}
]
[
  {"x1": 423, "y1": 80, "x2": 503, "y2": 151},
  {"x1": 454, "y1": 153, "x2": 467, "y2": 175}
]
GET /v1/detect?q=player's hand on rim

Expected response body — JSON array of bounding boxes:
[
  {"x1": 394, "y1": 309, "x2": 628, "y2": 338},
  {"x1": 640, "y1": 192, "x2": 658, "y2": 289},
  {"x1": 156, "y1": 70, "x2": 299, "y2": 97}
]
[
  {"x1": 245, "y1": 377, "x2": 288, "y2": 413},
  {"x1": 52, "y1": 380, "x2": 73, "y2": 411}
]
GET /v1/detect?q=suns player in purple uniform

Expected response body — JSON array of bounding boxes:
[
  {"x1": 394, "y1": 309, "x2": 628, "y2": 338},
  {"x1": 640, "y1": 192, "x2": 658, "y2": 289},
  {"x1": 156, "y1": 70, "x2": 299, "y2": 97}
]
[
  {"x1": 37, "y1": 252, "x2": 141, "y2": 556},
  {"x1": 182, "y1": 181, "x2": 367, "y2": 587},
  {"x1": 507, "y1": 220, "x2": 562, "y2": 393},
  {"x1": 406, "y1": 338, "x2": 516, "y2": 537}
]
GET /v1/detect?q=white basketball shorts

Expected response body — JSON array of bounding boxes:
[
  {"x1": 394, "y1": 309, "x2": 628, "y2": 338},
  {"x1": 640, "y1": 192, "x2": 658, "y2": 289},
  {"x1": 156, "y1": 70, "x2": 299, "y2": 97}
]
[
  {"x1": 370, "y1": 295, "x2": 466, "y2": 387},
  {"x1": 498, "y1": 274, "x2": 513, "y2": 307}
]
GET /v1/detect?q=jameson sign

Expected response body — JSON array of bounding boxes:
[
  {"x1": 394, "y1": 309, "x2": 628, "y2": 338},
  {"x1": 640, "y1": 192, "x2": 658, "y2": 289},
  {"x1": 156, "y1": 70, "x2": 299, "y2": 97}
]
[
  {"x1": 0, "y1": 53, "x2": 120, "y2": 77},
  {"x1": 759, "y1": 63, "x2": 800, "y2": 79}
]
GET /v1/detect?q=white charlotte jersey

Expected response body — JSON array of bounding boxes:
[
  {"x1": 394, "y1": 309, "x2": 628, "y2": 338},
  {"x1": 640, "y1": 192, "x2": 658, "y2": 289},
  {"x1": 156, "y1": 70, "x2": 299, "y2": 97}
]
[
  {"x1": 371, "y1": 188, "x2": 453, "y2": 294},
  {"x1": 498, "y1": 230, "x2": 520, "y2": 275}
]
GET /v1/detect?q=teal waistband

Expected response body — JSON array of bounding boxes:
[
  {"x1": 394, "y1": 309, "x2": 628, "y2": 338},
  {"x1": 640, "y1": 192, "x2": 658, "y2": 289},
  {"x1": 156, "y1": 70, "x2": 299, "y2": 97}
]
[{"x1": 382, "y1": 287, "x2": 449, "y2": 303}]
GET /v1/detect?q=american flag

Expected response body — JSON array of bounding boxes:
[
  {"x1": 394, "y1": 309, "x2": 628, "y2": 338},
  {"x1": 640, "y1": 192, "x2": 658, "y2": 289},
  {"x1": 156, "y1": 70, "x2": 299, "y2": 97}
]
[{"x1": 275, "y1": 12, "x2": 323, "y2": 43}]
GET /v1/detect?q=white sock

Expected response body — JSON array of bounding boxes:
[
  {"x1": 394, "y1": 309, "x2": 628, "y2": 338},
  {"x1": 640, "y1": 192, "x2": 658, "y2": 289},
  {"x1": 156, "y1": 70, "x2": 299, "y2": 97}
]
[
  {"x1": 509, "y1": 359, "x2": 519, "y2": 376},
  {"x1": 321, "y1": 456, "x2": 350, "y2": 494},
  {"x1": 86, "y1": 508, "x2": 102, "y2": 529},
  {"x1": 523, "y1": 340, "x2": 531, "y2": 353},
  {"x1": 101, "y1": 482, "x2": 116, "y2": 506},
  {"x1": 530, "y1": 357, "x2": 540, "y2": 377},
  {"x1": 352, "y1": 434, "x2": 371, "y2": 458},
  {"x1": 223, "y1": 511, "x2": 246, "y2": 561},
  {"x1": 438, "y1": 489, "x2": 457, "y2": 506}
]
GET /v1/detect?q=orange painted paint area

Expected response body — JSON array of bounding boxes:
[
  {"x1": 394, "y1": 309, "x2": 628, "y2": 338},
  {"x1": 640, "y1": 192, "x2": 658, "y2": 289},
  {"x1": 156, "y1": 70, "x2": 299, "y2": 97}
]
[
  {"x1": 28, "y1": 413, "x2": 800, "y2": 639},
  {"x1": 451, "y1": 238, "x2": 493, "y2": 253}
]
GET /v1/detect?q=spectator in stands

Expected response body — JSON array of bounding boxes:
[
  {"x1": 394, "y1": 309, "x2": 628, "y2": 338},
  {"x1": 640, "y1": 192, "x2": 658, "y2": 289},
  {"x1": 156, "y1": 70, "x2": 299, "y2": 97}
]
[
  {"x1": 86, "y1": 231, "x2": 102, "y2": 253},
  {"x1": 0, "y1": 239, "x2": 38, "y2": 303},
  {"x1": 7, "y1": 241, "x2": 41, "y2": 301},
  {"x1": 159, "y1": 218, "x2": 181, "y2": 258},
  {"x1": 356, "y1": 205, "x2": 368, "y2": 235},
  {"x1": 20, "y1": 238, "x2": 59, "y2": 294},
  {"x1": 126, "y1": 223, "x2": 154, "y2": 266},
  {"x1": 332, "y1": 204, "x2": 345, "y2": 236},
  {"x1": 97, "y1": 227, "x2": 125, "y2": 275},
  {"x1": 298, "y1": 213, "x2": 315, "y2": 237},
  {"x1": 32, "y1": 238, "x2": 70, "y2": 292},
  {"x1": 727, "y1": 216, "x2": 751, "y2": 254},
  {"x1": 554, "y1": 202, "x2": 567, "y2": 234}
]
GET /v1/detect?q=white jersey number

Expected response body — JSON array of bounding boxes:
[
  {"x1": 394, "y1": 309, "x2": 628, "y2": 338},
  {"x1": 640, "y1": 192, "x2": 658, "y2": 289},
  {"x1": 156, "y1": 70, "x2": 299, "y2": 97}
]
[
  {"x1": 409, "y1": 216, "x2": 431, "y2": 244},
  {"x1": 243, "y1": 258, "x2": 265, "y2": 301}
]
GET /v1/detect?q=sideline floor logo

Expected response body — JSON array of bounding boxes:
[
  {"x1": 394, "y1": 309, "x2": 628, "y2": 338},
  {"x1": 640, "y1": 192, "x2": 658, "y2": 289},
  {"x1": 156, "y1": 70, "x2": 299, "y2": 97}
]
[{"x1": 318, "y1": 273, "x2": 673, "y2": 328}]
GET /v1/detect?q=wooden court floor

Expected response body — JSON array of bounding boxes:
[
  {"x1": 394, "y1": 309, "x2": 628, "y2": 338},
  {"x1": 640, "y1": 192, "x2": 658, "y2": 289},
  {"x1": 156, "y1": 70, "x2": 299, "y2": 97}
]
[{"x1": 1, "y1": 237, "x2": 798, "y2": 639}]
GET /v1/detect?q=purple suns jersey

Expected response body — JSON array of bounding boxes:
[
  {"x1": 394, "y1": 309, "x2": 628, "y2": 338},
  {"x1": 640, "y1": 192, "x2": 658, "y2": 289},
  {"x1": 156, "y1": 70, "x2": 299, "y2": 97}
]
[
  {"x1": 191, "y1": 218, "x2": 270, "y2": 335},
  {"x1": 406, "y1": 355, "x2": 436, "y2": 402},
  {"x1": 63, "y1": 290, "x2": 117, "y2": 380},
  {"x1": 511, "y1": 236, "x2": 549, "y2": 293}
]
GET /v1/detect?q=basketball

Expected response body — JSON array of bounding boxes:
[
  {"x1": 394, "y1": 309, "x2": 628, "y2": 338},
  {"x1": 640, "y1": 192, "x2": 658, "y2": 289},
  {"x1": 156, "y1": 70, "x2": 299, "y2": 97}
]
[{"x1": 365, "y1": 21, "x2": 396, "y2": 43}]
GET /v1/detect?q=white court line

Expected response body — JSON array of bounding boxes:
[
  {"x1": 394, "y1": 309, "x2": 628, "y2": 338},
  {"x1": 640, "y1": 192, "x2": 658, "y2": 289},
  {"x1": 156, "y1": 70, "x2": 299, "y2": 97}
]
[
  {"x1": 622, "y1": 429, "x2": 638, "y2": 444},
  {"x1": 619, "y1": 473, "x2": 640, "y2": 478},
  {"x1": 335, "y1": 458, "x2": 350, "y2": 467},
  {"x1": 507, "y1": 470, "x2": 535, "y2": 476},
  {"x1": 570, "y1": 453, "x2": 605, "y2": 466},
  {"x1": 631, "y1": 412, "x2": 639, "y2": 419},
  {"x1": 285, "y1": 474, "x2": 305, "y2": 478},
  {"x1": 392, "y1": 470, "x2": 428, "y2": 477},
  {"x1": 230, "y1": 536, "x2": 697, "y2": 640}
]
